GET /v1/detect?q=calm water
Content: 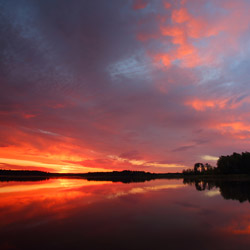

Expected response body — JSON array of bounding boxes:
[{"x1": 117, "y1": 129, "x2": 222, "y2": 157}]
[{"x1": 1, "y1": 178, "x2": 250, "y2": 250}]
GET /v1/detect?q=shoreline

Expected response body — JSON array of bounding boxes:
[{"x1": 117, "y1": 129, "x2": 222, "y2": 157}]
[{"x1": 1, "y1": 170, "x2": 250, "y2": 182}]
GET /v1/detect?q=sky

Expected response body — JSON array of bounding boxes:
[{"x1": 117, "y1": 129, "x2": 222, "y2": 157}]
[{"x1": 1, "y1": 0, "x2": 250, "y2": 173}]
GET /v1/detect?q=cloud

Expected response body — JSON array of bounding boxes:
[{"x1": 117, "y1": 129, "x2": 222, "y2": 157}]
[
  {"x1": 201, "y1": 155, "x2": 219, "y2": 162},
  {"x1": 172, "y1": 145, "x2": 195, "y2": 152},
  {"x1": 1, "y1": 0, "x2": 250, "y2": 173},
  {"x1": 185, "y1": 99, "x2": 226, "y2": 111},
  {"x1": 138, "y1": 0, "x2": 250, "y2": 68}
]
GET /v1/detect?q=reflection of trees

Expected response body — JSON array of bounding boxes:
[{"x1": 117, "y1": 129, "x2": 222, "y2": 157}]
[
  {"x1": 194, "y1": 180, "x2": 215, "y2": 191},
  {"x1": 219, "y1": 181, "x2": 250, "y2": 203},
  {"x1": 183, "y1": 178, "x2": 250, "y2": 203}
]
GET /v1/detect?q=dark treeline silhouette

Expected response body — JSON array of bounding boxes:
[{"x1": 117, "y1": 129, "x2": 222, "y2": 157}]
[
  {"x1": 217, "y1": 152, "x2": 250, "y2": 174},
  {"x1": 0, "y1": 169, "x2": 182, "y2": 183},
  {"x1": 183, "y1": 151, "x2": 250, "y2": 175},
  {"x1": 0, "y1": 170, "x2": 50, "y2": 182},
  {"x1": 183, "y1": 163, "x2": 215, "y2": 175},
  {"x1": 82, "y1": 170, "x2": 182, "y2": 183},
  {"x1": 0, "y1": 176, "x2": 49, "y2": 182},
  {"x1": 0, "y1": 169, "x2": 50, "y2": 176},
  {"x1": 84, "y1": 170, "x2": 154, "y2": 183},
  {"x1": 183, "y1": 177, "x2": 250, "y2": 203}
]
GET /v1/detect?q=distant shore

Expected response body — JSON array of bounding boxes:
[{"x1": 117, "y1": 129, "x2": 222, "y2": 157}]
[
  {"x1": 0, "y1": 169, "x2": 183, "y2": 183},
  {"x1": 1, "y1": 169, "x2": 250, "y2": 183}
]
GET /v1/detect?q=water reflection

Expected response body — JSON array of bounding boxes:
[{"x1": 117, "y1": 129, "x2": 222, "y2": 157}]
[
  {"x1": 183, "y1": 178, "x2": 250, "y2": 203},
  {"x1": 1, "y1": 178, "x2": 250, "y2": 250}
]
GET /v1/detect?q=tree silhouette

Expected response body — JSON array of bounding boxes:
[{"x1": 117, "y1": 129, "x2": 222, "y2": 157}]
[
  {"x1": 194, "y1": 163, "x2": 204, "y2": 173},
  {"x1": 217, "y1": 152, "x2": 250, "y2": 174}
]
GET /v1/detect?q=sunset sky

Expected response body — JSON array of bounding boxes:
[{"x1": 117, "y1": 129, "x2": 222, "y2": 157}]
[{"x1": 1, "y1": 0, "x2": 250, "y2": 173}]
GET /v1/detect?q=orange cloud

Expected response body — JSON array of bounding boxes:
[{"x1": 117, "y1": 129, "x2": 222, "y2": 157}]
[
  {"x1": 219, "y1": 122, "x2": 250, "y2": 132},
  {"x1": 186, "y1": 95, "x2": 250, "y2": 111},
  {"x1": 216, "y1": 122, "x2": 250, "y2": 140},
  {"x1": 184, "y1": 96, "x2": 250, "y2": 139},
  {"x1": 154, "y1": 53, "x2": 171, "y2": 67},
  {"x1": 172, "y1": 8, "x2": 190, "y2": 24},
  {"x1": 138, "y1": 0, "x2": 250, "y2": 68},
  {"x1": 158, "y1": 15, "x2": 202, "y2": 67},
  {"x1": 156, "y1": 24, "x2": 200, "y2": 67},
  {"x1": 0, "y1": 125, "x2": 116, "y2": 173},
  {"x1": 186, "y1": 99, "x2": 226, "y2": 111}
]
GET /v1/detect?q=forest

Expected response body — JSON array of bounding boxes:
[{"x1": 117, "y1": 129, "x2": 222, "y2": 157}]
[{"x1": 183, "y1": 152, "x2": 250, "y2": 175}]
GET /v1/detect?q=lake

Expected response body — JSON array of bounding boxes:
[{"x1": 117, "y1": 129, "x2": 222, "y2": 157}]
[{"x1": 0, "y1": 178, "x2": 250, "y2": 250}]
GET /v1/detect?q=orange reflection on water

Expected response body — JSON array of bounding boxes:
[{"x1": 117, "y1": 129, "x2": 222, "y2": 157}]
[
  {"x1": 0, "y1": 179, "x2": 113, "y2": 227},
  {"x1": 0, "y1": 179, "x2": 184, "y2": 227},
  {"x1": 1, "y1": 179, "x2": 250, "y2": 250},
  {"x1": 222, "y1": 216, "x2": 250, "y2": 235}
]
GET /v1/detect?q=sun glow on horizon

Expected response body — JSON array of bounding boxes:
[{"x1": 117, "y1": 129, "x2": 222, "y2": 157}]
[{"x1": 0, "y1": 157, "x2": 113, "y2": 173}]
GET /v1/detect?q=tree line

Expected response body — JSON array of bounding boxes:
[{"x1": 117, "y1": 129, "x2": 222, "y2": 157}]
[{"x1": 183, "y1": 151, "x2": 250, "y2": 175}]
